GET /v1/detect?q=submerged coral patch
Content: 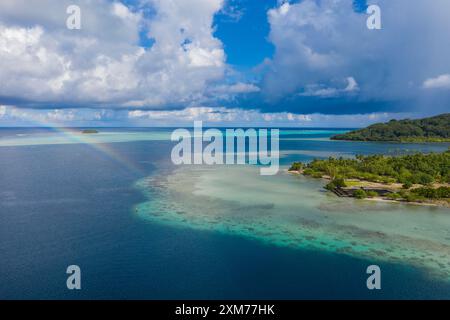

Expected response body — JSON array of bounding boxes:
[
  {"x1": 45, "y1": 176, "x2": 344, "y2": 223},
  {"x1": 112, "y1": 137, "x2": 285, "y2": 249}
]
[{"x1": 135, "y1": 165, "x2": 450, "y2": 281}]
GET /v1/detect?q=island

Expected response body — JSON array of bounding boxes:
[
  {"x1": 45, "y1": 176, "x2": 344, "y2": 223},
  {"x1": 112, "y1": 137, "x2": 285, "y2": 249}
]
[
  {"x1": 331, "y1": 113, "x2": 450, "y2": 142},
  {"x1": 81, "y1": 129, "x2": 99, "y2": 134},
  {"x1": 289, "y1": 150, "x2": 450, "y2": 207}
]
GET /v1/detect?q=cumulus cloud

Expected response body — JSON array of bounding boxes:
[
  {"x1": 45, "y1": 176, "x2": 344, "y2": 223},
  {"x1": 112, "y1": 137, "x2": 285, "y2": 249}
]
[
  {"x1": 300, "y1": 77, "x2": 359, "y2": 98},
  {"x1": 0, "y1": 104, "x2": 313, "y2": 126},
  {"x1": 0, "y1": 0, "x2": 143, "y2": 104},
  {"x1": 1, "y1": 0, "x2": 448, "y2": 122},
  {"x1": 0, "y1": 105, "x2": 7, "y2": 118},
  {"x1": 423, "y1": 74, "x2": 450, "y2": 89},
  {"x1": 0, "y1": 0, "x2": 257, "y2": 109},
  {"x1": 345, "y1": 77, "x2": 359, "y2": 92},
  {"x1": 260, "y1": 0, "x2": 450, "y2": 114},
  {"x1": 126, "y1": 105, "x2": 409, "y2": 128},
  {"x1": 210, "y1": 82, "x2": 260, "y2": 94},
  {"x1": 0, "y1": 105, "x2": 121, "y2": 125},
  {"x1": 128, "y1": 106, "x2": 313, "y2": 125},
  {"x1": 0, "y1": 104, "x2": 423, "y2": 128}
]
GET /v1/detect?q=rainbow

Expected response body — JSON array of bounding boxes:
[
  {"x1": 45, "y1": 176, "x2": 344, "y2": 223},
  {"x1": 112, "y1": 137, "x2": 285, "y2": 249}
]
[
  {"x1": 1, "y1": 117, "x2": 147, "y2": 175},
  {"x1": 49, "y1": 126, "x2": 145, "y2": 176}
]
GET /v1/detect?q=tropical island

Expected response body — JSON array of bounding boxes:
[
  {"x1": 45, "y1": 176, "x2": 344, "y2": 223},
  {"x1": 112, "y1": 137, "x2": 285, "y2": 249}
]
[
  {"x1": 81, "y1": 129, "x2": 99, "y2": 134},
  {"x1": 289, "y1": 150, "x2": 450, "y2": 207},
  {"x1": 331, "y1": 113, "x2": 450, "y2": 142}
]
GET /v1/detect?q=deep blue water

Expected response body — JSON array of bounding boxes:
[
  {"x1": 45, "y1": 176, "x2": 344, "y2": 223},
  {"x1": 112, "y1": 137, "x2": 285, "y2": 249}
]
[{"x1": 1, "y1": 128, "x2": 450, "y2": 299}]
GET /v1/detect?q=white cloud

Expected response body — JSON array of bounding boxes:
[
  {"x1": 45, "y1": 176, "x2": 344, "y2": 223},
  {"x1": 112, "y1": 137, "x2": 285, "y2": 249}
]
[
  {"x1": 345, "y1": 77, "x2": 359, "y2": 92},
  {"x1": 0, "y1": 104, "x2": 421, "y2": 128},
  {"x1": 0, "y1": 106, "x2": 7, "y2": 118},
  {"x1": 219, "y1": 2, "x2": 245, "y2": 22},
  {"x1": 128, "y1": 106, "x2": 312, "y2": 125},
  {"x1": 278, "y1": 3, "x2": 290, "y2": 16},
  {"x1": 423, "y1": 74, "x2": 450, "y2": 89},
  {"x1": 0, "y1": 0, "x2": 236, "y2": 109},
  {"x1": 263, "y1": 0, "x2": 450, "y2": 112},
  {"x1": 211, "y1": 82, "x2": 260, "y2": 94},
  {"x1": 2, "y1": 0, "x2": 449, "y2": 119},
  {"x1": 0, "y1": 104, "x2": 314, "y2": 126},
  {"x1": 300, "y1": 86, "x2": 338, "y2": 98},
  {"x1": 188, "y1": 47, "x2": 224, "y2": 68},
  {"x1": 125, "y1": 107, "x2": 421, "y2": 128},
  {"x1": 0, "y1": 105, "x2": 122, "y2": 125},
  {"x1": 299, "y1": 77, "x2": 358, "y2": 97}
]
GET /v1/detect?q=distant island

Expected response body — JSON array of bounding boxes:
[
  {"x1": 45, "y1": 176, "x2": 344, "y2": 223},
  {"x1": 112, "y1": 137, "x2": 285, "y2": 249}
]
[
  {"x1": 331, "y1": 113, "x2": 450, "y2": 142},
  {"x1": 289, "y1": 150, "x2": 450, "y2": 207},
  {"x1": 81, "y1": 129, "x2": 99, "y2": 134}
]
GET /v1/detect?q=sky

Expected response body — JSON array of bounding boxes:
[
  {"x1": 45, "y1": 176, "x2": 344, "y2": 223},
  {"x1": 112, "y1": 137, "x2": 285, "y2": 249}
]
[{"x1": 0, "y1": 0, "x2": 449, "y2": 127}]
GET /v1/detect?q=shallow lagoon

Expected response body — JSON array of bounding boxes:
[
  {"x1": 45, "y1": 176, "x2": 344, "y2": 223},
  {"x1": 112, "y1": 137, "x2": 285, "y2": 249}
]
[{"x1": 136, "y1": 164, "x2": 450, "y2": 281}]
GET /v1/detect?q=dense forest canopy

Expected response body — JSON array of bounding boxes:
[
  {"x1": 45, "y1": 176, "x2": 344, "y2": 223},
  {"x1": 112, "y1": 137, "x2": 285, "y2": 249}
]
[
  {"x1": 289, "y1": 150, "x2": 450, "y2": 202},
  {"x1": 290, "y1": 150, "x2": 450, "y2": 185},
  {"x1": 331, "y1": 113, "x2": 450, "y2": 142}
]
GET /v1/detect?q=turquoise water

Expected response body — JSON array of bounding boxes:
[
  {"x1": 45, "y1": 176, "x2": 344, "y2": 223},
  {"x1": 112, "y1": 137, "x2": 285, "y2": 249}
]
[
  {"x1": 0, "y1": 128, "x2": 347, "y2": 147},
  {"x1": 1, "y1": 127, "x2": 449, "y2": 299},
  {"x1": 136, "y1": 165, "x2": 450, "y2": 281},
  {"x1": 0, "y1": 129, "x2": 171, "y2": 147}
]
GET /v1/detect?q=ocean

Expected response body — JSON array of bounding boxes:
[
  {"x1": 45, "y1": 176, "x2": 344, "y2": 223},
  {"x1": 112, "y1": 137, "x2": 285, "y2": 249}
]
[{"x1": 0, "y1": 127, "x2": 449, "y2": 299}]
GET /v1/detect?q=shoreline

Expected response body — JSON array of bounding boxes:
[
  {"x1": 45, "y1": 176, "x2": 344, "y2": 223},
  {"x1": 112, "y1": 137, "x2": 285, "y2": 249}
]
[
  {"x1": 330, "y1": 138, "x2": 450, "y2": 143},
  {"x1": 287, "y1": 169, "x2": 450, "y2": 208},
  {"x1": 363, "y1": 196, "x2": 441, "y2": 207}
]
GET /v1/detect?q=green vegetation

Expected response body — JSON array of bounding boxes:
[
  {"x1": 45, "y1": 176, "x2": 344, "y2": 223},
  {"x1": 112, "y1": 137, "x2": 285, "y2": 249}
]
[
  {"x1": 290, "y1": 150, "x2": 450, "y2": 203},
  {"x1": 387, "y1": 190, "x2": 425, "y2": 203},
  {"x1": 82, "y1": 129, "x2": 99, "y2": 134},
  {"x1": 325, "y1": 178, "x2": 347, "y2": 191},
  {"x1": 289, "y1": 162, "x2": 303, "y2": 171},
  {"x1": 297, "y1": 151, "x2": 450, "y2": 185},
  {"x1": 331, "y1": 113, "x2": 450, "y2": 142},
  {"x1": 386, "y1": 192, "x2": 403, "y2": 200},
  {"x1": 411, "y1": 186, "x2": 450, "y2": 199},
  {"x1": 354, "y1": 189, "x2": 367, "y2": 199},
  {"x1": 377, "y1": 187, "x2": 450, "y2": 203},
  {"x1": 402, "y1": 181, "x2": 413, "y2": 189},
  {"x1": 366, "y1": 190, "x2": 379, "y2": 198}
]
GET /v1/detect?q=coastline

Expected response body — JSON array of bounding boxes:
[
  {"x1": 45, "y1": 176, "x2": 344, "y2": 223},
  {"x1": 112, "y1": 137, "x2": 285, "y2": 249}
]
[
  {"x1": 287, "y1": 169, "x2": 450, "y2": 208},
  {"x1": 331, "y1": 138, "x2": 450, "y2": 143}
]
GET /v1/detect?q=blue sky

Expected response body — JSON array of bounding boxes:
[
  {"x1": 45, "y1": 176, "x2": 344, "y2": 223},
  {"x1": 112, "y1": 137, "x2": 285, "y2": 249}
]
[
  {"x1": 214, "y1": 0, "x2": 276, "y2": 67},
  {"x1": 0, "y1": 0, "x2": 449, "y2": 127}
]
